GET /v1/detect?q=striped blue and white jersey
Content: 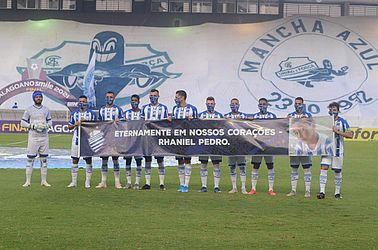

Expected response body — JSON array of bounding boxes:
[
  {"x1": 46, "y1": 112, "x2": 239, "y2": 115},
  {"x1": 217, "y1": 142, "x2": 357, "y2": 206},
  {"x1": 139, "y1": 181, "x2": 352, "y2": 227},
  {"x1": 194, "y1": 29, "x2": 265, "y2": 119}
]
[
  {"x1": 334, "y1": 116, "x2": 350, "y2": 157},
  {"x1": 293, "y1": 135, "x2": 334, "y2": 156},
  {"x1": 252, "y1": 112, "x2": 277, "y2": 119},
  {"x1": 199, "y1": 110, "x2": 224, "y2": 119},
  {"x1": 287, "y1": 111, "x2": 312, "y2": 118},
  {"x1": 224, "y1": 112, "x2": 249, "y2": 119},
  {"x1": 21, "y1": 105, "x2": 52, "y2": 138},
  {"x1": 141, "y1": 103, "x2": 168, "y2": 121},
  {"x1": 124, "y1": 109, "x2": 143, "y2": 121},
  {"x1": 172, "y1": 104, "x2": 198, "y2": 120},
  {"x1": 69, "y1": 109, "x2": 97, "y2": 145},
  {"x1": 98, "y1": 105, "x2": 123, "y2": 121}
]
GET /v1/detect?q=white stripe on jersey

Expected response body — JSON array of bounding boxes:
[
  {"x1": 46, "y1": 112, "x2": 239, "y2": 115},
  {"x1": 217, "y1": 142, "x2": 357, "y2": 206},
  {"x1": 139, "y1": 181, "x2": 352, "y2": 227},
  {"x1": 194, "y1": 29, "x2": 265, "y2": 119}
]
[
  {"x1": 69, "y1": 109, "x2": 96, "y2": 145},
  {"x1": 99, "y1": 105, "x2": 123, "y2": 121},
  {"x1": 252, "y1": 112, "x2": 276, "y2": 119},
  {"x1": 334, "y1": 116, "x2": 350, "y2": 157},
  {"x1": 199, "y1": 111, "x2": 223, "y2": 119},
  {"x1": 172, "y1": 104, "x2": 198, "y2": 119},
  {"x1": 224, "y1": 112, "x2": 248, "y2": 119},
  {"x1": 124, "y1": 109, "x2": 143, "y2": 121},
  {"x1": 141, "y1": 103, "x2": 168, "y2": 121},
  {"x1": 287, "y1": 111, "x2": 312, "y2": 118}
]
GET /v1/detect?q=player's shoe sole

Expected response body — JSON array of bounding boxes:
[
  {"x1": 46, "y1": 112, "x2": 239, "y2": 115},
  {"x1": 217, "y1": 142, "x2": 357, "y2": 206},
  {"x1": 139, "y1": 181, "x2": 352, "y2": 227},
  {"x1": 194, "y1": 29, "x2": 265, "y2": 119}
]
[
  {"x1": 317, "y1": 192, "x2": 326, "y2": 199},
  {"x1": 247, "y1": 189, "x2": 256, "y2": 195},
  {"x1": 268, "y1": 190, "x2": 276, "y2": 196},
  {"x1": 41, "y1": 182, "x2": 51, "y2": 187},
  {"x1": 286, "y1": 190, "x2": 296, "y2": 197},
  {"x1": 228, "y1": 188, "x2": 238, "y2": 194}
]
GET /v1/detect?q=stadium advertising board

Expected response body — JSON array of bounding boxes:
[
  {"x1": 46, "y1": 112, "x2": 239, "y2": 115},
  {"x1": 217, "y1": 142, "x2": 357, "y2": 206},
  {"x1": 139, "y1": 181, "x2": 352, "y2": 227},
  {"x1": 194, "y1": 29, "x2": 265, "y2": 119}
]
[{"x1": 0, "y1": 120, "x2": 70, "y2": 134}]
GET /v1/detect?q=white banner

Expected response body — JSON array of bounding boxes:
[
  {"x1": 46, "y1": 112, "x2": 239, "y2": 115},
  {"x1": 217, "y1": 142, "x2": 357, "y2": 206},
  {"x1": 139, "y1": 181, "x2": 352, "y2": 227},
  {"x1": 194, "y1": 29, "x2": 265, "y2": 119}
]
[{"x1": 0, "y1": 16, "x2": 377, "y2": 127}]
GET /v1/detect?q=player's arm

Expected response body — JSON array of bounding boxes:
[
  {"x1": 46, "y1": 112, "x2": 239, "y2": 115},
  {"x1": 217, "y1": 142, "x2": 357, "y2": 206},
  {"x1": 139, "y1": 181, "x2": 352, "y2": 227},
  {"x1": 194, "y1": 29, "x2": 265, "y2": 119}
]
[
  {"x1": 46, "y1": 110, "x2": 53, "y2": 128},
  {"x1": 20, "y1": 109, "x2": 31, "y2": 129},
  {"x1": 115, "y1": 107, "x2": 123, "y2": 122},
  {"x1": 333, "y1": 125, "x2": 353, "y2": 139},
  {"x1": 68, "y1": 113, "x2": 76, "y2": 130}
]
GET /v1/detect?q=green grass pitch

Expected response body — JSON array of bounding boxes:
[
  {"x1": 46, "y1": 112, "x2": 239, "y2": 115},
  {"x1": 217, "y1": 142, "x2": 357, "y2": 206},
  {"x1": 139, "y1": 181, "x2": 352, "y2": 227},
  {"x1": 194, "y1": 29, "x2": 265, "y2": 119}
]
[{"x1": 0, "y1": 133, "x2": 377, "y2": 249}]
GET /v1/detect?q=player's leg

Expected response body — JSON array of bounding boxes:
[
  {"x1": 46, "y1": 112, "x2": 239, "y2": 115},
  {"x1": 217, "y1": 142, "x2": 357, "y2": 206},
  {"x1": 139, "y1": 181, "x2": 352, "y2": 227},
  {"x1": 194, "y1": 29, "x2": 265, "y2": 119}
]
[
  {"x1": 211, "y1": 156, "x2": 222, "y2": 193},
  {"x1": 96, "y1": 156, "x2": 108, "y2": 188},
  {"x1": 249, "y1": 156, "x2": 261, "y2": 194},
  {"x1": 68, "y1": 142, "x2": 79, "y2": 187},
  {"x1": 176, "y1": 157, "x2": 185, "y2": 192},
  {"x1": 68, "y1": 157, "x2": 79, "y2": 188},
  {"x1": 23, "y1": 138, "x2": 37, "y2": 187},
  {"x1": 332, "y1": 157, "x2": 343, "y2": 199},
  {"x1": 287, "y1": 156, "x2": 299, "y2": 196},
  {"x1": 112, "y1": 156, "x2": 122, "y2": 189},
  {"x1": 84, "y1": 157, "x2": 93, "y2": 188},
  {"x1": 156, "y1": 157, "x2": 165, "y2": 190},
  {"x1": 266, "y1": 156, "x2": 276, "y2": 196},
  {"x1": 238, "y1": 157, "x2": 247, "y2": 194},
  {"x1": 317, "y1": 156, "x2": 331, "y2": 199},
  {"x1": 183, "y1": 157, "x2": 192, "y2": 192},
  {"x1": 134, "y1": 159, "x2": 142, "y2": 190},
  {"x1": 228, "y1": 156, "x2": 238, "y2": 193},
  {"x1": 124, "y1": 157, "x2": 133, "y2": 188},
  {"x1": 143, "y1": 156, "x2": 152, "y2": 190},
  {"x1": 199, "y1": 156, "x2": 209, "y2": 192},
  {"x1": 39, "y1": 138, "x2": 50, "y2": 187},
  {"x1": 302, "y1": 156, "x2": 312, "y2": 198}
]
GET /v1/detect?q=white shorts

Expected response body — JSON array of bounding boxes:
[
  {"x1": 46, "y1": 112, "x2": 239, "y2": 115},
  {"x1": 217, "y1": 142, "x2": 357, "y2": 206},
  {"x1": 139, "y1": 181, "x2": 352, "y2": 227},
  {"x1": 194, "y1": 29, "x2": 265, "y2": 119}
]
[
  {"x1": 27, "y1": 136, "x2": 48, "y2": 157},
  {"x1": 252, "y1": 156, "x2": 274, "y2": 164},
  {"x1": 320, "y1": 156, "x2": 343, "y2": 170},
  {"x1": 228, "y1": 156, "x2": 246, "y2": 165},
  {"x1": 290, "y1": 156, "x2": 312, "y2": 167}
]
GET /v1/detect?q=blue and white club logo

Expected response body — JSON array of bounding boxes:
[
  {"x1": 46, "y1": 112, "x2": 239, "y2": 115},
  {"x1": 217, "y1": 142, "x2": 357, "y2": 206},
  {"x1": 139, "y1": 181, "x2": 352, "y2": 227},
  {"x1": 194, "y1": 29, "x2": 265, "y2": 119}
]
[
  {"x1": 88, "y1": 130, "x2": 105, "y2": 153},
  {"x1": 239, "y1": 16, "x2": 378, "y2": 115}
]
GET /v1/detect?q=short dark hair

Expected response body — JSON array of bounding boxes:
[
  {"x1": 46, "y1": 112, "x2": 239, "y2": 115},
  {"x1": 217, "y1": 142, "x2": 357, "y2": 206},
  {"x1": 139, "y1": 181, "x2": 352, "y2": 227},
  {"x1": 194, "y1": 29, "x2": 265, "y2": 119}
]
[
  {"x1": 150, "y1": 89, "x2": 159, "y2": 94},
  {"x1": 79, "y1": 95, "x2": 87, "y2": 100},
  {"x1": 295, "y1": 97, "x2": 304, "y2": 103},
  {"x1": 259, "y1": 97, "x2": 268, "y2": 103},
  {"x1": 231, "y1": 98, "x2": 239, "y2": 102},
  {"x1": 131, "y1": 94, "x2": 140, "y2": 101},
  {"x1": 206, "y1": 96, "x2": 215, "y2": 101},
  {"x1": 328, "y1": 101, "x2": 340, "y2": 111},
  {"x1": 176, "y1": 90, "x2": 187, "y2": 100},
  {"x1": 106, "y1": 91, "x2": 115, "y2": 96}
]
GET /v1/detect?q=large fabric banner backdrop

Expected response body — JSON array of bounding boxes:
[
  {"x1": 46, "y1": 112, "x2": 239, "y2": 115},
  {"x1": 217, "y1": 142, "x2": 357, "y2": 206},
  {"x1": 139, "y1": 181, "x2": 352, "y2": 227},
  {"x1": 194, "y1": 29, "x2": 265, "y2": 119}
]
[
  {"x1": 79, "y1": 116, "x2": 334, "y2": 157},
  {"x1": 0, "y1": 16, "x2": 378, "y2": 126}
]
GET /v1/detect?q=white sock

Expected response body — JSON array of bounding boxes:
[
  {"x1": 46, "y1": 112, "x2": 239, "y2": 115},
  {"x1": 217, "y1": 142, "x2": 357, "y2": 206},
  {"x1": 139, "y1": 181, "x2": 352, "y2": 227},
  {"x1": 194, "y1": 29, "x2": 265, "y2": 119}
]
[
  {"x1": 231, "y1": 175, "x2": 237, "y2": 189},
  {"x1": 200, "y1": 163, "x2": 208, "y2": 187},
  {"x1": 334, "y1": 171, "x2": 342, "y2": 195},
  {"x1": 85, "y1": 164, "x2": 92, "y2": 184},
  {"x1": 158, "y1": 162, "x2": 165, "y2": 185},
  {"x1": 251, "y1": 168, "x2": 259, "y2": 190},
  {"x1": 101, "y1": 172, "x2": 108, "y2": 183},
  {"x1": 268, "y1": 168, "x2": 275, "y2": 191},
  {"x1": 304, "y1": 168, "x2": 312, "y2": 192},
  {"x1": 71, "y1": 163, "x2": 78, "y2": 185},
  {"x1": 25, "y1": 158, "x2": 34, "y2": 184},
  {"x1": 290, "y1": 167, "x2": 299, "y2": 192},
  {"x1": 114, "y1": 171, "x2": 120, "y2": 185},
  {"x1": 126, "y1": 165, "x2": 132, "y2": 184},
  {"x1": 145, "y1": 162, "x2": 152, "y2": 185},
  {"x1": 178, "y1": 164, "x2": 185, "y2": 186},
  {"x1": 213, "y1": 164, "x2": 221, "y2": 188},
  {"x1": 240, "y1": 175, "x2": 246, "y2": 190},
  {"x1": 184, "y1": 164, "x2": 192, "y2": 187},
  {"x1": 320, "y1": 169, "x2": 328, "y2": 193},
  {"x1": 40, "y1": 158, "x2": 47, "y2": 183}
]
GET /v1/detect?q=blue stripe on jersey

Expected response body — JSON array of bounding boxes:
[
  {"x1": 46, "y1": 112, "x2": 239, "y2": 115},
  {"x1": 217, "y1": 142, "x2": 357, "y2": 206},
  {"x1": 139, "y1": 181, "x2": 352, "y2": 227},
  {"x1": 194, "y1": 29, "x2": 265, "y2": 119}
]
[
  {"x1": 287, "y1": 111, "x2": 312, "y2": 118},
  {"x1": 199, "y1": 111, "x2": 224, "y2": 119},
  {"x1": 69, "y1": 109, "x2": 97, "y2": 145},
  {"x1": 335, "y1": 116, "x2": 350, "y2": 157},
  {"x1": 124, "y1": 109, "x2": 143, "y2": 121},
  {"x1": 224, "y1": 112, "x2": 249, "y2": 119},
  {"x1": 98, "y1": 105, "x2": 123, "y2": 121},
  {"x1": 141, "y1": 103, "x2": 168, "y2": 121},
  {"x1": 252, "y1": 112, "x2": 277, "y2": 119},
  {"x1": 172, "y1": 104, "x2": 198, "y2": 119}
]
